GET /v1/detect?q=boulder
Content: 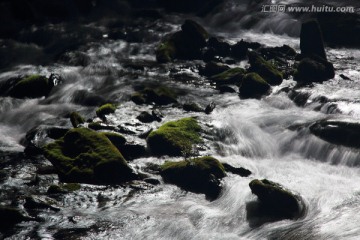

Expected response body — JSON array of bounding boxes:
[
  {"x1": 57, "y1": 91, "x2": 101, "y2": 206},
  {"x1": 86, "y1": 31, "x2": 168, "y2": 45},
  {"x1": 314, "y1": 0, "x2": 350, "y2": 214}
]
[
  {"x1": 294, "y1": 56, "x2": 335, "y2": 83},
  {"x1": 131, "y1": 86, "x2": 178, "y2": 105},
  {"x1": 248, "y1": 51, "x2": 283, "y2": 86},
  {"x1": 72, "y1": 89, "x2": 107, "y2": 106},
  {"x1": 47, "y1": 183, "x2": 81, "y2": 194},
  {"x1": 200, "y1": 62, "x2": 230, "y2": 77},
  {"x1": 210, "y1": 67, "x2": 246, "y2": 86},
  {"x1": 156, "y1": 20, "x2": 208, "y2": 62},
  {"x1": 183, "y1": 102, "x2": 204, "y2": 112},
  {"x1": 239, "y1": 73, "x2": 270, "y2": 98},
  {"x1": 218, "y1": 85, "x2": 237, "y2": 93},
  {"x1": 300, "y1": 19, "x2": 327, "y2": 60},
  {"x1": 207, "y1": 37, "x2": 231, "y2": 57},
  {"x1": 231, "y1": 40, "x2": 261, "y2": 59},
  {"x1": 137, "y1": 111, "x2": 156, "y2": 123},
  {"x1": 95, "y1": 103, "x2": 117, "y2": 119},
  {"x1": 43, "y1": 128, "x2": 137, "y2": 184},
  {"x1": 205, "y1": 102, "x2": 216, "y2": 114},
  {"x1": 310, "y1": 119, "x2": 360, "y2": 149},
  {"x1": 69, "y1": 112, "x2": 85, "y2": 128},
  {"x1": 0, "y1": 206, "x2": 35, "y2": 232},
  {"x1": 147, "y1": 117, "x2": 202, "y2": 156},
  {"x1": 102, "y1": 132, "x2": 127, "y2": 147},
  {"x1": 116, "y1": 143, "x2": 148, "y2": 161},
  {"x1": 249, "y1": 179, "x2": 305, "y2": 219},
  {"x1": 222, "y1": 163, "x2": 251, "y2": 177},
  {"x1": 160, "y1": 156, "x2": 226, "y2": 199}
]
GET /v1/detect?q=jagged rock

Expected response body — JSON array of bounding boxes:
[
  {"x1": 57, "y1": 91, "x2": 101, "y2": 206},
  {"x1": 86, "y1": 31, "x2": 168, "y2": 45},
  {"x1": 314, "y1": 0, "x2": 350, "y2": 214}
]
[
  {"x1": 222, "y1": 163, "x2": 251, "y2": 177},
  {"x1": 300, "y1": 19, "x2": 327, "y2": 60},
  {"x1": 205, "y1": 102, "x2": 216, "y2": 114},
  {"x1": 207, "y1": 37, "x2": 231, "y2": 57}
]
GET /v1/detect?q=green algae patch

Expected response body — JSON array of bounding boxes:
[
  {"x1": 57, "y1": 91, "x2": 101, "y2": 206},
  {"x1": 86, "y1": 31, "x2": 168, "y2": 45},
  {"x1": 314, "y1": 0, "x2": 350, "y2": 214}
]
[
  {"x1": 9, "y1": 74, "x2": 53, "y2": 99},
  {"x1": 43, "y1": 128, "x2": 136, "y2": 184},
  {"x1": 147, "y1": 117, "x2": 202, "y2": 156},
  {"x1": 96, "y1": 103, "x2": 117, "y2": 118},
  {"x1": 160, "y1": 156, "x2": 226, "y2": 199}
]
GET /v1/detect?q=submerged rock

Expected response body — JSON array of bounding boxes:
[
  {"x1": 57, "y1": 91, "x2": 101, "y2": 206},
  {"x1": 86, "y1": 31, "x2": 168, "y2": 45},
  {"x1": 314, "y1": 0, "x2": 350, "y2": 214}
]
[
  {"x1": 43, "y1": 128, "x2": 137, "y2": 184},
  {"x1": 310, "y1": 119, "x2": 360, "y2": 149},
  {"x1": 239, "y1": 73, "x2": 270, "y2": 98},
  {"x1": 147, "y1": 117, "x2": 202, "y2": 156},
  {"x1": 247, "y1": 51, "x2": 283, "y2": 86},
  {"x1": 294, "y1": 56, "x2": 335, "y2": 83},
  {"x1": 160, "y1": 156, "x2": 226, "y2": 199},
  {"x1": 249, "y1": 179, "x2": 305, "y2": 219},
  {"x1": 300, "y1": 19, "x2": 327, "y2": 60}
]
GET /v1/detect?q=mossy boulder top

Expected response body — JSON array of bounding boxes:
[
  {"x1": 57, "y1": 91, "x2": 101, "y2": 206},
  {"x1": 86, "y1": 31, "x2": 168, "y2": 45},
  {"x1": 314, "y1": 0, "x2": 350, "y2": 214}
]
[
  {"x1": 160, "y1": 156, "x2": 226, "y2": 199},
  {"x1": 248, "y1": 51, "x2": 283, "y2": 86},
  {"x1": 43, "y1": 128, "x2": 136, "y2": 184},
  {"x1": 239, "y1": 73, "x2": 271, "y2": 98},
  {"x1": 0, "y1": 74, "x2": 56, "y2": 99},
  {"x1": 249, "y1": 179, "x2": 305, "y2": 219},
  {"x1": 210, "y1": 67, "x2": 246, "y2": 86},
  {"x1": 96, "y1": 103, "x2": 117, "y2": 118},
  {"x1": 147, "y1": 117, "x2": 202, "y2": 156}
]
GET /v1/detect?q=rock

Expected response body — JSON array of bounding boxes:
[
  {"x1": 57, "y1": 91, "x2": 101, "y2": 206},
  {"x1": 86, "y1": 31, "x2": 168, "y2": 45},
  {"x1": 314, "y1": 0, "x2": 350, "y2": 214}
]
[
  {"x1": 260, "y1": 45, "x2": 297, "y2": 60},
  {"x1": 339, "y1": 74, "x2": 351, "y2": 80},
  {"x1": 95, "y1": 103, "x2": 117, "y2": 119},
  {"x1": 47, "y1": 183, "x2": 81, "y2": 194},
  {"x1": 144, "y1": 178, "x2": 161, "y2": 185},
  {"x1": 160, "y1": 156, "x2": 226, "y2": 199},
  {"x1": 205, "y1": 102, "x2": 216, "y2": 114},
  {"x1": 0, "y1": 206, "x2": 35, "y2": 232},
  {"x1": 247, "y1": 51, "x2": 283, "y2": 86},
  {"x1": 151, "y1": 109, "x2": 163, "y2": 122},
  {"x1": 207, "y1": 37, "x2": 231, "y2": 57},
  {"x1": 309, "y1": 119, "x2": 360, "y2": 149},
  {"x1": 222, "y1": 163, "x2": 251, "y2": 177},
  {"x1": 69, "y1": 112, "x2": 85, "y2": 128},
  {"x1": 102, "y1": 132, "x2": 127, "y2": 147},
  {"x1": 117, "y1": 144, "x2": 148, "y2": 161},
  {"x1": 43, "y1": 128, "x2": 137, "y2": 184},
  {"x1": 300, "y1": 19, "x2": 327, "y2": 60},
  {"x1": 200, "y1": 62, "x2": 230, "y2": 77},
  {"x1": 249, "y1": 179, "x2": 305, "y2": 219},
  {"x1": 131, "y1": 86, "x2": 178, "y2": 105},
  {"x1": 231, "y1": 40, "x2": 261, "y2": 59},
  {"x1": 4, "y1": 74, "x2": 55, "y2": 99},
  {"x1": 147, "y1": 117, "x2": 202, "y2": 156},
  {"x1": 183, "y1": 102, "x2": 203, "y2": 112},
  {"x1": 58, "y1": 51, "x2": 90, "y2": 66},
  {"x1": 239, "y1": 73, "x2": 271, "y2": 98},
  {"x1": 218, "y1": 85, "x2": 237, "y2": 93},
  {"x1": 210, "y1": 67, "x2": 246, "y2": 86},
  {"x1": 137, "y1": 111, "x2": 156, "y2": 123},
  {"x1": 294, "y1": 56, "x2": 335, "y2": 83},
  {"x1": 24, "y1": 196, "x2": 60, "y2": 212},
  {"x1": 88, "y1": 122, "x2": 116, "y2": 131},
  {"x1": 156, "y1": 20, "x2": 208, "y2": 62},
  {"x1": 72, "y1": 90, "x2": 107, "y2": 106}
]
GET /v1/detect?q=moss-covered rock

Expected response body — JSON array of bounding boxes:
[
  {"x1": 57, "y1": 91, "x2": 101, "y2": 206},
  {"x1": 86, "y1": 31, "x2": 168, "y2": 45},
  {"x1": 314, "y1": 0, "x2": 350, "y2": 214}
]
[
  {"x1": 200, "y1": 62, "x2": 230, "y2": 77},
  {"x1": 210, "y1": 67, "x2": 246, "y2": 86},
  {"x1": 102, "y1": 132, "x2": 126, "y2": 148},
  {"x1": 183, "y1": 102, "x2": 203, "y2": 112},
  {"x1": 248, "y1": 51, "x2": 283, "y2": 86},
  {"x1": 294, "y1": 57, "x2": 335, "y2": 83},
  {"x1": 131, "y1": 86, "x2": 178, "y2": 106},
  {"x1": 239, "y1": 73, "x2": 271, "y2": 98},
  {"x1": 95, "y1": 103, "x2": 117, "y2": 119},
  {"x1": 249, "y1": 179, "x2": 305, "y2": 219},
  {"x1": 160, "y1": 156, "x2": 226, "y2": 199},
  {"x1": 8, "y1": 74, "x2": 54, "y2": 99},
  {"x1": 147, "y1": 117, "x2": 202, "y2": 156},
  {"x1": 156, "y1": 40, "x2": 177, "y2": 63},
  {"x1": 69, "y1": 112, "x2": 85, "y2": 128},
  {"x1": 43, "y1": 128, "x2": 137, "y2": 184}
]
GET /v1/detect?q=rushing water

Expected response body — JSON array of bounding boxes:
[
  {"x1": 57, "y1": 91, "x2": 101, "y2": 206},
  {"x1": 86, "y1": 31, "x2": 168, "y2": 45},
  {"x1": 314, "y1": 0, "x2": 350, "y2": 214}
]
[{"x1": 1, "y1": 1, "x2": 360, "y2": 239}]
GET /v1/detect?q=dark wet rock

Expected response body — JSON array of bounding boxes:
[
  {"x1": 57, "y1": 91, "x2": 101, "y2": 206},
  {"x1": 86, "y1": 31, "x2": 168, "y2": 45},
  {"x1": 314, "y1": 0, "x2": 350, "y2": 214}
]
[
  {"x1": 156, "y1": 20, "x2": 208, "y2": 62},
  {"x1": 102, "y1": 132, "x2": 127, "y2": 148},
  {"x1": 183, "y1": 102, "x2": 204, "y2": 112},
  {"x1": 131, "y1": 86, "x2": 178, "y2": 105},
  {"x1": 137, "y1": 111, "x2": 156, "y2": 123},
  {"x1": 72, "y1": 90, "x2": 108, "y2": 106},
  {"x1": 43, "y1": 128, "x2": 138, "y2": 184},
  {"x1": 222, "y1": 163, "x2": 251, "y2": 177},
  {"x1": 96, "y1": 103, "x2": 117, "y2": 119},
  {"x1": 310, "y1": 119, "x2": 360, "y2": 149},
  {"x1": 151, "y1": 109, "x2": 163, "y2": 122},
  {"x1": 88, "y1": 122, "x2": 116, "y2": 131},
  {"x1": 160, "y1": 156, "x2": 226, "y2": 199},
  {"x1": 139, "y1": 128, "x2": 153, "y2": 139},
  {"x1": 248, "y1": 51, "x2": 283, "y2": 86},
  {"x1": 249, "y1": 179, "x2": 305, "y2": 219},
  {"x1": 218, "y1": 85, "x2": 237, "y2": 93},
  {"x1": 339, "y1": 74, "x2": 351, "y2": 80},
  {"x1": 24, "y1": 196, "x2": 60, "y2": 212},
  {"x1": 288, "y1": 90, "x2": 311, "y2": 107},
  {"x1": 260, "y1": 45, "x2": 297, "y2": 60},
  {"x1": 239, "y1": 73, "x2": 271, "y2": 98},
  {"x1": 294, "y1": 56, "x2": 335, "y2": 83},
  {"x1": 205, "y1": 102, "x2": 216, "y2": 114},
  {"x1": 210, "y1": 67, "x2": 246, "y2": 86},
  {"x1": 47, "y1": 183, "x2": 81, "y2": 194},
  {"x1": 207, "y1": 37, "x2": 231, "y2": 57},
  {"x1": 147, "y1": 117, "x2": 202, "y2": 156},
  {"x1": 144, "y1": 178, "x2": 161, "y2": 185},
  {"x1": 200, "y1": 62, "x2": 230, "y2": 77},
  {"x1": 58, "y1": 51, "x2": 90, "y2": 66},
  {"x1": 300, "y1": 19, "x2": 327, "y2": 60},
  {"x1": 1, "y1": 74, "x2": 58, "y2": 99},
  {"x1": 0, "y1": 206, "x2": 35, "y2": 232},
  {"x1": 69, "y1": 112, "x2": 85, "y2": 128},
  {"x1": 231, "y1": 40, "x2": 261, "y2": 59},
  {"x1": 117, "y1": 144, "x2": 148, "y2": 161}
]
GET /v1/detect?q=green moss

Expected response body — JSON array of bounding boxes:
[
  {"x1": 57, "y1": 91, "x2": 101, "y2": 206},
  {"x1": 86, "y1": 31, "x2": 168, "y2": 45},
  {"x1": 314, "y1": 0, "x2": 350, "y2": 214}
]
[
  {"x1": 9, "y1": 74, "x2": 53, "y2": 98},
  {"x1": 96, "y1": 103, "x2": 117, "y2": 118},
  {"x1": 248, "y1": 52, "x2": 283, "y2": 86},
  {"x1": 147, "y1": 117, "x2": 202, "y2": 156},
  {"x1": 160, "y1": 156, "x2": 226, "y2": 198},
  {"x1": 239, "y1": 73, "x2": 270, "y2": 98},
  {"x1": 210, "y1": 67, "x2": 246, "y2": 85},
  {"x1": 156, "y1": 40, "x2": 177, "y2": 63},
  {"x1": 69, "y1": 112, "x2": 85, "y2": 128},
  {"x1": 43, "y1": 128, "x2": 136, "y2": 184}
]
